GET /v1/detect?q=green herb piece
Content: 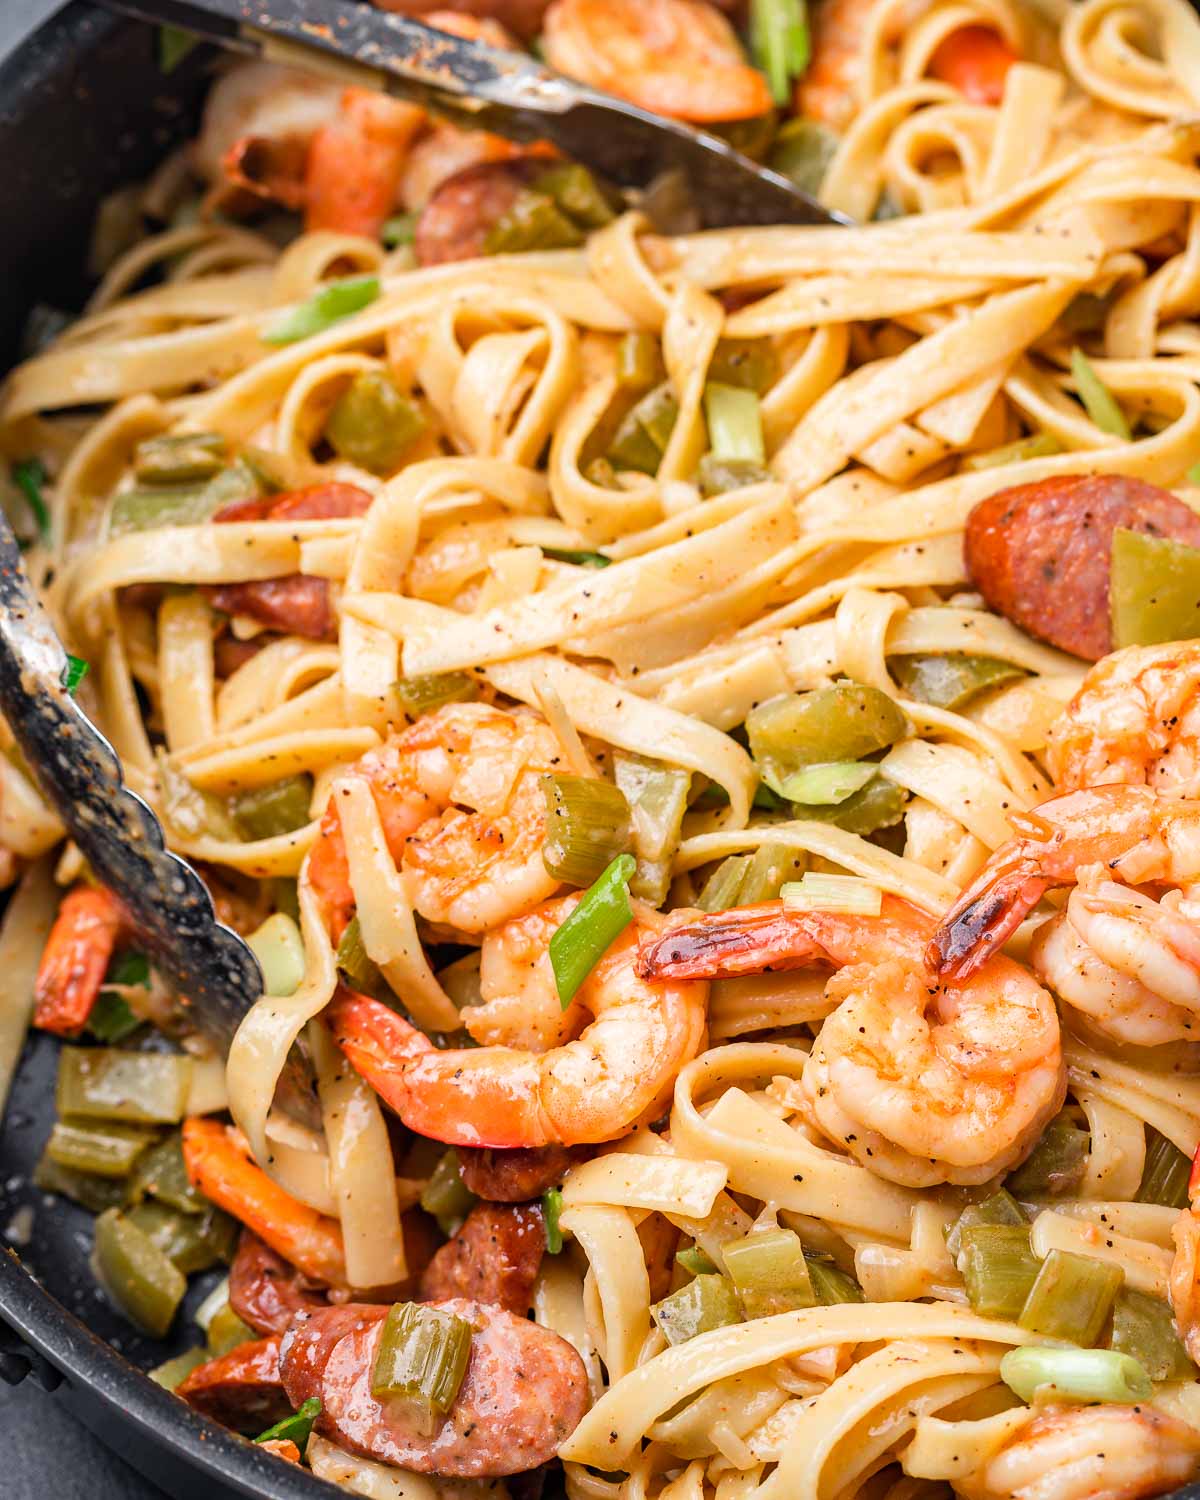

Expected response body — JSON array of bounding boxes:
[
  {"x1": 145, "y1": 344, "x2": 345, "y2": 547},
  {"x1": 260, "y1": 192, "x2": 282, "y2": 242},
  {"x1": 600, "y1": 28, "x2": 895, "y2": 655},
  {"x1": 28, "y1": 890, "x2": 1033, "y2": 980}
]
[
  {"x1": 419, "y1": 1150, "x2": 477, "y2": 1238},
  {"x1": 548, "y1": 853, "x2": 636, "y2": 1008},
  {"x1": 1136, "y1": 1129, "x2": 1191, "y2": 1210},
  {"x1": 959, "y1": 1223, "x2": 1040, "y2": 1320},
  {"x1": 652, "y1": 1274, "x2": 742, "y2": 1345},
  {"x1": 263, "y1": 275, "x2": 381, "y2": 346},
  {"x1": 86, "y1": 992, "x2": 141, "y2": 1044},
  {"x1": 1070, "y1": 347, "x2": 1131, "y2": 440},
  {"x1": 1017, "y1": 1248, "x2": 1124, "y2": 1345},
  {"x1": 256, "y1": 1397, "x2": 321, "y2": 1452},
  {"x1": 1110, "y1": 528, "x2": 1200, "y2": 651},
  {"x1": 543, "y1": 1188, "x2": 564, "y2": 1254},
  {"x1": 723, "y1": 1227, "x2": 816, "y2": 1318},
  {"x1": 92, "y1": 1207, "x2": 187, "y2": 1338},
  {"x1": 13, "y1": 458, "x2": 50, "y2": 544},
  {"x1": 1000, "y1": 1345, "x2": 1151, "y2": 1405},
  {"x1": 541, "y1": 774, "x2": 633, "y2": 887},
  {"x1": 325, "y1": 371, "x2": 427, "y2": 476},
  {"x1": 890, "y1": 653, "x2": 1024, "y2": 711},
  {"x1": 371, "y1": 1302, "x2": 473, "y2": 1414},
  {"x1": 750, "y1": 0, "x2": 811, "y2": 104},
  {"x1": 704, "y1": 383, "x2": 765, "y2": 464},
  {"x1": 62, "y1": 653, "x2": 88, "y2": 695}
]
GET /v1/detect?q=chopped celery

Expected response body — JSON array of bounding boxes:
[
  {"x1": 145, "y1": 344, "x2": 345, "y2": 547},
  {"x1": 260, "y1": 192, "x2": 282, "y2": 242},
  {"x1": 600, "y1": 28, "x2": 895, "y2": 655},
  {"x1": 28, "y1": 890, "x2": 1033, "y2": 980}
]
[
  {"x1": 1110, "y1": 528, "x2": 1200, "y2": 650},
  {"x1": 776, "y1": 761, "x2": 877, "y2": 806},
  {"x1": 1018, "y1": 1248, "x2": 1123, "y2": 1345},
  {"x1": 125, "y1": 1131, "x2": 209, "y2": 1214},
  {"x1": 723, "y1": 1227, "x2": 815, "y2": 1318},
  {"x1": 781, "y1": 873, "x2": 882, "y2": 916},
  {"x1": 1006, "y1": 1114, "x2": 1090, "y2": 1197},
  {"x1": 750, "y1": 0, "x2": 810, "y2": 105},
  {"x1": 149, "y1": 1347, "x2": 208, "y2": 1390},
  {"x1": 158, "y1": 753, "x2": 242, "y2": 842},
  {"x1": 768, "y1": 119, "x2": 839, "y2": 197},
  {"x1": 419, "y1": 1151, "x2": 477, "y2": 1238},
  {"x1": 705, "y1": 341, "x2": 776, "y2": 395},
  {"x1": 232, "y1": 774, "x2": 313, "y2": 842},
  {"x1": 607, "y1": 383, "x2": 678, "y2": 474},
  {"x1": 613, "y1": 752, "x2": 690, "y2": 906},
  {"x1": 263, "y1": 275, "x2": 381, "y2": 345},
  {"x1": 534, "y1": 163, "x2": 616, "y2": 229},
  {"x1": 548, "y1": 853, "x2": 636, "y2": 1007},
  {"x1": 541, "y1": 774, "x2": 633, "y2": 887},
  {"x1": 92, "y1": 1208, "x2": 187, "y2": 1338},
  {"x1": 325, "y1": 371, "x2": 426, "y2": 476},
  {"x1": 652, "y1": 1274, "x2": 742, "y2": 1345},
  {"x1": 736, "y1": 842, "x2": 806, "y2": 906},
  {"x1": 371, "y1": 1302, "x2": 473, "y2": 1413},
  {"x1": 1137, "y1": 1129, "x2": 1191, "y2": 1210},
  {"x1": 543, "y1": 1188, "x2": 564, "y2": 1254},
  {"x1": 704, "y1": 384, "x2": 765, "y2": 464},
  {"x1": 805, "y1": 1254, "x2": 866, "y2": 1305},
  {"x1": 484, "y1": 190, "x2": 584, "y2": 254},
  {"x1": 46, "y1": 1117, "x2": 159, "y2": 1178},
  {"x1": 697, "y1": 455, "x2": 772, "y2": 497},
  {"x1": 13, "y1": 457, "x2": 50, "y2": 544},
  {"x1": 677, "y1": 1246, "x2": 718, "y2": 1276},
  {"x1": 945, "y1": 1189, "x2": 1026, "y2": 1260},
  {"x1": 962, "y1": 431, "x2": 1061, "y2": 472},
  {"x1": 889, "y1": 654, "x2": 1024, "y2": 711},
  {"x1": 62, "y1": 654, "x2": 89, "y2": 696},
  {"x1": 57, "y1": 1047, "x2": 191, "y2": 1124},
  {"x1": 697, "y1": 855, "x2": 749, "y2": 913},
  {"x1": 1000, "y1": 1345, "x2": 1151, "y2": 1405},
  {"x1": 207, "y1": 1300, "x2": 256, "y2": 1356},
  {"x1": 335, "y1": 915, "x2": 382, "y2": 997},
  {"x1": 1110, "y1": 1288, "x2": 1194, "y2": 1381},
  {"x1": 959, "y1": 1224, "x2": 1040, "y2": 1320},
  {"x1": 34, "y1": 1151, "x2": 126, "y2": 1213},
  {"x1": 616, "y1": 332, "x2": 665, "y2": 392},
  {"x1": 746, "y1": 684, "x2": 907, "y2": 790},
  {"x1": 134, "y1": 432, "x2": 226, "y2": 485},
  {"x1": 1071, "y1": 347, "x2": 1130, "y2": 439},
  {"x1": 395, "y1": 672, "x2": 478, "y2": 718},
  {"x1": 111, "y1": 460, "x2": 262, "y2": 535},
  {"x1": 798, "y1": 777, "x2": 907, "y2": 837},
  {"x1": 257, "y1": 1397, "x2": 322, "y2": 1451},
  {"x1": 127, "y1": 1200, "x2": 238, "y2": 1274},
  {"x1": 247, "y1": 913, "x2": 305, "y2": 998}
]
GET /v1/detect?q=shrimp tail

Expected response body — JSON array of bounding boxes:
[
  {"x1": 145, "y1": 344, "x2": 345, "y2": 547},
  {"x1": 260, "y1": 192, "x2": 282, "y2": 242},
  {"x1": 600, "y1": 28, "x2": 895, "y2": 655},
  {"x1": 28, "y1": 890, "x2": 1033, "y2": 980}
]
[
  {"x1": 637, "y1": 905, "x2": 824, "y2": 980},
  {"x1": 33, "y1": 885, "x2": 130, "y2": 1036},
  {"x1": 326, "y1": 986, "x2": 435, "y2": 1118},
  {"x1": 928, "y1": 860, "x2": 1049, "y2": 979}
]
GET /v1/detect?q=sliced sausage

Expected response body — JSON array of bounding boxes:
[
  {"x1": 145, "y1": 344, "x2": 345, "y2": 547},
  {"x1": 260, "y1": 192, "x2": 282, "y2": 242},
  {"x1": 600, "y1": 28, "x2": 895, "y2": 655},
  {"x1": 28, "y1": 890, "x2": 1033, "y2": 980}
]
[
  {"x1": 964, "y1": 474, "x2": 1200, "y2": 660},
  {"x1": 177, "y1": 1334, "x2": 292, "y2": 1430},
  {"x1": 414, "y1": 158, "x2": 543, "y2": 266},
  {"x1": 229, "y1": 1230, "x2": 329, "y2": 1337},
  {"x1": 278, "y1": 1305, "x2": 388, "y2": 1409},
  {"x1": 456, "y1": 1144, "x2": 574, "y2": 1202},
  {"x1": 279, "y1": 1298, "x2": 589, "y2": 1477},
  {"x1": 418, "y1": 1202, "x2": 545, "y2": 1314}
]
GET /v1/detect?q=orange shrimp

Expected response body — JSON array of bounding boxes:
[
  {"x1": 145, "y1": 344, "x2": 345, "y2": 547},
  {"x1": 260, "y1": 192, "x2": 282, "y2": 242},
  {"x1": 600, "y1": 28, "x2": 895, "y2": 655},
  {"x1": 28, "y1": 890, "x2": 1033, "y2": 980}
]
[
  {"x1": 928, "y1": 24, "x2": 1018, "y2": 105},
  {"x1": 33, "y1": 885, "x2": 131, "y2": 1036},
  {"x1": 181, "y1": 1117, "x2": 349, "y2": 1288},
  {"x1": 304, "y1": 88, "x2": 425, "y2": 238},
  {"x1": 329, "y1": 899, "x2": 708, "y2": 1147},
  {"x1": 542, "y1": 0, "x2": 773, "y2": 123}
]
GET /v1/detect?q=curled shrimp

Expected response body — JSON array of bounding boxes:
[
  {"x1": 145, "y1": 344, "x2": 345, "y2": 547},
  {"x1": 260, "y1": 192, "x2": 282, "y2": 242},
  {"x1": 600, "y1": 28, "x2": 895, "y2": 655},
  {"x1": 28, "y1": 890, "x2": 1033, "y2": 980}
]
[
  {"x1": 1047, "y1": 641, "x2": 1200, "y2": 794},
  {"x1": 33, "y1": 885, "x2": 131, "y2": 1036},
  {"x1": 638, "y1": 896, "x2": 1064, "y2": 1187},
  {"x1": 328, "y1": 903, "x2": 708, "y2": 1147},
  {"x1": 968, "y1": 1404, "x2": 1200, "y2": 1500},
  {"x1": 306, "y1": 701, "x2": 562, "y2": 942},
  {"x1": 542, "y1": 0, "x2": 773, "y2": 123}
]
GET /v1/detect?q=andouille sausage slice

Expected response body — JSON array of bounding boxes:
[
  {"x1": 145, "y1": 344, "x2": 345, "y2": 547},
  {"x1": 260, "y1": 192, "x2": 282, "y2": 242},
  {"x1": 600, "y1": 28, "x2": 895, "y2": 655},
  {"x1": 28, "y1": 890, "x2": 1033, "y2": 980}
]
[
  {"x1": 413, "y1": 158, "x2": 544, "y2": 266},
  {"x1": 964, "y1": 473, "x2": 1200, "y2": 660},
  {"x1": 418, "y1": 1201, "x2": 545, "y2": 1314},
  {"x1": 280, "y1": 1298, "x2": 589, "y2": 1478},
  {"x1": 229, "y1": 1230, "x2": 329, "y2": 1337},
  {"x1": 457, "y1": 1143, "x2": 573, "y2": 1202},
  {"x1": 177, "y1": 1334, "x2": 292, "y2": 1430}
]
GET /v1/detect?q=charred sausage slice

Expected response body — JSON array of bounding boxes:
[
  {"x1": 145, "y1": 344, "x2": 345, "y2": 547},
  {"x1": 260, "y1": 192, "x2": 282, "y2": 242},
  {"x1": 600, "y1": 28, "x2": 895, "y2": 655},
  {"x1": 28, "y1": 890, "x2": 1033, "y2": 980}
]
[
  {"x1": 229, "y1": 1230, "x2": 329, "y2": 1337},
  {"x1": 413, "y1": 159, "x2": 543, "y2": 266},
  {"x1": 177, "y1": 1334, "x2": 292, "y2": 1430},
  {"x1": 456, "y1": 1144, "x2": 574, "y2": 1202},
  {"x1": 418, "y1": 1201, "x2": 545, "y2": 1314}
]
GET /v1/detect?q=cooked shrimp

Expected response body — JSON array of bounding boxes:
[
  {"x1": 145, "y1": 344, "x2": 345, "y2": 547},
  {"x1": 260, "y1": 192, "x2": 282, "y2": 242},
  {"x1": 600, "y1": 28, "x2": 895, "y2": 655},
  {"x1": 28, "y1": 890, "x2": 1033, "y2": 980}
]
[
  {"x1": 328, "y1": 904, "x2": 708, "y2": 1147},
  {"x1": 638, "y1": 897, "x2": 1064, "y2": 1187},
  {"x1": 306, "y1": 701, "x2": 563, "y2": 941},
  {"x1": 930, "y1": 784, "x2": 1200, "y2": 981},
  {"x1": 1171, "y1": 1176, "x2": 1200, "y2": 1364},
  {"x1": 33, "y1": 885, "x2": 131, "y2": 1036},
  {"x1": 193, "y1": 61, "x2": 343, "y2": 198},
  {"x1": 968, "y1": 1404, "x2": 1200, "y2": 1500},
  {"x1": 465, "y1": 895, "x2": 589, "y2": 1050},
  {"x1": 542, "y1": 0, "x2": 773, "y2": 123},
  {"x1": 304, "y1": 88, "x2": 425, "y2": 238},
  {"x1": 1047, "y1": 641, "x2": 1200, "y2": 794},
  {"x1": 181, "y1": 1117, "x2": 349, "y2": 1288}
]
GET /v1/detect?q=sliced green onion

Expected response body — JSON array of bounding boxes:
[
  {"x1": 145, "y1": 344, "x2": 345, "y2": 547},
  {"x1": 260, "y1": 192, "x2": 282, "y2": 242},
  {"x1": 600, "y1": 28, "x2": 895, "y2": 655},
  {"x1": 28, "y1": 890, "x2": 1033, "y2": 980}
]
[
  {"x1": 395, "y1": 672, "x2": 478, "y2": 718},
  {"x1": 371, "y1": 1302, "x2": 473, "y2": 1413},
  {"x1": 1007, "y1": 1114, "x2": 1090, "y2": 1197},
  {"x1": 889, "y1": 654, "x2": 1024, "y2": 711},
  {"x1": 677, "y1": 1246, "x2": 718, "y2": 1276},
  {"x1": 47, "y1": 1118, "x2": 158, "y2": 1178},
  {"x1": 232, "y1": 775, "x2": 313, "y2": 842},
  {"x1": 774, "y1": 761, "x2": 877, "y2": 806},
  {"x1": 945, "y1": 1188, "x2": 1025, "y2": 1260},
  {"x1": 959, "y1": 1223, "x2": 1040, "y2": 1320},
  {"x1": 149, "y1": 1347, "x2": 207, "y2": 1391},
  {"x1": 335, "y1": 915, "x2": 382, "y2": 997},
  {"x1": 696, "y1": 455, "x2": 773, "y2": 497},
  {"x1": 256, "y1": 1397, "x2": 321, "y2": 1451},
  {"x1": 541, "y1": 774, "x2": 632, "y2": 887},
  {"x1": 1000, "y1": 1345, "x2": 1151, "y2": 1405},
  {"x1": 382, "y1": 212, "x2": 418, "y2": 248},
  {"x1": 736, "y1": 842, "x2": 806, "y2": 906},
  {"x1": 62, "y1": 653, "x2": 89, "y2": 696},
  {"x1": 263, "y1": 275, "x2": 381, "y2": 346},
  {"x1": 549, "y1": 853, "x2": 636, "y2": 1008},
  {"x1": 246, "y1": 912, "x2": 306, "y2": 998},
  {"x1": 616, "y1": 332, "x2": 666, "y2": 392},
  {"x1": 1137, "y1": 1129, "x2": 1192, "y2": 1210},
  {"x1": 1070, "y1": 347, "x2": 1131, "y2": 440},
  {"x1": 1018, "y1": 1248, "x2": 1124, "y2": 1345},
  {"x1": 57, "y1": 1047, "x2": 191, "y2": 1124},
  {"x1": 325, "y1": 371, "x2": 427, "y2": 476},
  {"x1": 723, "y1": 1227, "x2": 815, "y2": 1318},
  {"x1": 13, "y1": 458, "x2": 50, "y2": 543},
  {"x1": 697, "y1": 855, "x2": 749, "y2": 913},
  {"x1": 419, "y1": 1150, "x2": 477, "y2": 1238},
  {"x1": 1110, "y1": 1288, "x2": 1194, "y2": 1381},
  {"x1": 542, "y1": 547, "x2": 613, "y2": 569},
  {"x1": 750, "y1": 0, "x2": 811, "y2": 104},
  {"x1": 781, "y1": 873, "x2": 883, "y2": 916},
  {"x1": 805, "y1": 1253, "x2": 866, "y2": 1305},
  {"x1": 134, "y1": 432, "x2": 226, "y2": 485},
  {"x1": 159, "y1": 24, "x2": 199, "y2": 73},
  {"x1": 704, "y1": 383, "x2": 765, "y2": 464},
  {"x1": 652, "y1": 1274, "x2": 742, "y2": 1345},
  {"x1": 92, "y1": 1207, "x2": 187, "y2": 1338},
  {"x1": 1110, "y1": 528, "x2": 1200, "y2": 652},
  {"x1": 543, "y1": 1188, "x2": 564, "y2": 1254},
  {"x1": 962, "y1": 431, "x2": 1061, "y2": 472}
]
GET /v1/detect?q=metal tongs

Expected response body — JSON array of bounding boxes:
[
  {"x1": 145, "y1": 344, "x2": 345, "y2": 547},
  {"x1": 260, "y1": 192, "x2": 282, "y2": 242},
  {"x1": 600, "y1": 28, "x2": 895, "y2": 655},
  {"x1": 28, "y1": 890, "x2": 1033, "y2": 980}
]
[{"x1": 102, "y1": 0, "x2": 848, "y2": 229}]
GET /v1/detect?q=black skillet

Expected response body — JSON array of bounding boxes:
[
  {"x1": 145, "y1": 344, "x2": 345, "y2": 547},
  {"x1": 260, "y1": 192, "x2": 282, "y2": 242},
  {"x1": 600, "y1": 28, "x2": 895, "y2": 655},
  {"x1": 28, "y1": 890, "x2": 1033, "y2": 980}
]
[{"x1": 0, "y1": 6, "x2": 1198, "y2": 1499}]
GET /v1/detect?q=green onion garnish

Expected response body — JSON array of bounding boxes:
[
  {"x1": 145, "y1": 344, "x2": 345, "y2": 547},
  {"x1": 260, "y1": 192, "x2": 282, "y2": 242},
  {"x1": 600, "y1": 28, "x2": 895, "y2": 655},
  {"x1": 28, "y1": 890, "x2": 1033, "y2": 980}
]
[
  {"x1": 543, "y1": 1188, "x2": 564, "y2": 1254},
  {"x1": 749, "y1": 0, "x2": 811, "y2": 106},
  {"x1": 549, "y1": 852, "x2": 636, "y2": 1008},
  {"x1": 781, "y1": 873, "x2": 883, "y2": 916},
  {"x1": 158, "y1": 25, "x2": 199, "y2": 74},
  {"x1": 263, "y1": 275, "x2": 381, "y2": 346},
  {"x1": 255, "y1": 1396, "x2": 321, "y2": 1451},
  {"x1": 704, "y1": 383, "x2": 765, "y2": 464},
  {"x1": 62, "y1": 654, "x2": 89, "y2": 695},
  {"x1": 1070, "y1": 348, "x2": 1131, "y2": 440},
  {"x1": 999, "y1": 1345, "x2": 1152, "y2": 1405},
  {"x1": 13, "y1": 458, "x2": 50, "y2": 544},
  {"x1": 542, "y1": 547, "x2": 613, "y2": 568}
]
